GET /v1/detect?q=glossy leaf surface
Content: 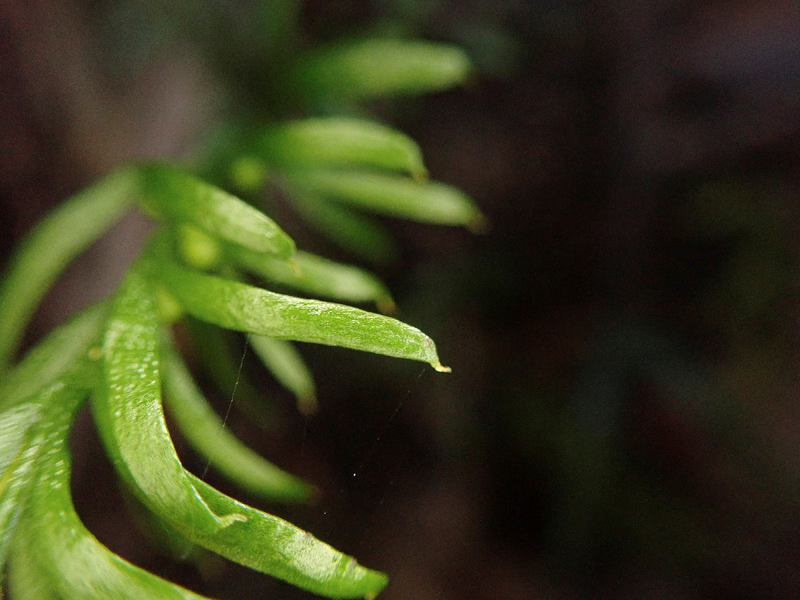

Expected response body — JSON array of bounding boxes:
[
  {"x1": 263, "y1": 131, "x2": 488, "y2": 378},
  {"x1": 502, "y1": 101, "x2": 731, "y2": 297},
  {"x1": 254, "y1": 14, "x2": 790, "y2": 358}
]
[
  {"x1": 190, "y1": 474, "x2": 389, "y2": 599},
  {"x1": 1, "y1": 357, "x2": 94, "y2": 590},
  {"x1": 0, "y1": 403, "x2": 44, "y2": 576},
  {"x1": 13, "y1": 392, "x2": 214, "y2": 600},
  {"x1": 0, "y1": 305, "x2": 106, "y2": 579},
  {"x1": 155, "y1": 258, "x2": 449, "y2": 370},
  {"x1": 93, "y1": 263, "x2": 391, "y2": 596},
  {"x1": 92, "y1": 265, "x2": 240, "y2": 535}
]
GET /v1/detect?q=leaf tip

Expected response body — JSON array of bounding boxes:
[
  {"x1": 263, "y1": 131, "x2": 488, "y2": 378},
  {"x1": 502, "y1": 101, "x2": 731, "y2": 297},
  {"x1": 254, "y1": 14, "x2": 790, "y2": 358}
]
[
  {"x1": 431, "y1": 362, "x2": 451, "y2": 373},
  {"x1": 304, "y1": 484, "x2": 322, "y2": 505},
  {"x1": 297, "y1": 394, "x2": 318, "y2": 416},
  {"x1": 467, "y1": 214, "x2": 490, "y2": 234},
  {"x1": 412, "y1": 167, "x2": 429, "y2": 183},
  {"x1": 376, "y1": 296, "x2": 396, "y2": 315}
]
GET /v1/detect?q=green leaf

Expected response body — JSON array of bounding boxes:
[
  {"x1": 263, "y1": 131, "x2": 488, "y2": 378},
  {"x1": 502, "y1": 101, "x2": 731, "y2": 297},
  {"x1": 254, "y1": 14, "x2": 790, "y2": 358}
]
[
  {"x1": 155, "y1": 258, "x2": 450, "y2": 371},
  {"x1": 185, "y1": 319, "x2": 278, "y2": 430},
  {"x1": 0, "y1": 302, "x2": 107, "y2": 413},
  {"x1": 256, "y1": 117, "x2": 427, "y2": 179},
  {"x1": 1, "y1": 305, "x2": 105, "y2": 582},
  {"x1": 12, "y1": 402, "x2": 215, "y2": 600},
  {"x1": 161, "y1": 337, "x2": 316, "y2": 502},
  {"x1": 0, "y1": 404, "x2": 41, "y2": 490},
  {"x1": 93, "y1": 264, "x2": 389, "y2": 597},
  {"x1": 0, "y1": 403, "x2": 44, "y2": 577},
  {"x1": 292, "y1": 38, "x2": 472, "y2": 99},
  {"x1": 229, "y1": 247, "x2": 395, "y2": 311},
  {"x1": 118, "y1": 486, "x2": 210, "y2": 569},
  {"x1": 289, "y1": 169, "x2": 484, "y2": 227},
  {"x1": 249, "y1": 335, "x2": 318, "y2": 414},
  {"x1": 0, "y1": 166, "x2": 137, "y2": 372},
  {"x1": 1, "y1": 370, "x2": 92, "y2": 588},
  {"x1": 92, "y1": 265, "x2": 242, "y2": 535},
  {"x1": 190, "y1": 474, "x2": 389, "y2": 599},
  {"x1": 286, "y1": 188, "x2": 399, "y2": 264},
  {"x1": 139, "y1": 163, "x2": 295, "y2": 259},
  {"x1": 7, "y1": 530, "x2": 59, "y2": 600}
]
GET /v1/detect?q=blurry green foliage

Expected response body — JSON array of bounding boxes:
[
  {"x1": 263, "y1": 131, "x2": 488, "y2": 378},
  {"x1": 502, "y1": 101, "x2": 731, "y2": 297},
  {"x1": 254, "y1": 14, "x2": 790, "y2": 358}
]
[{"x1": 0, "y1": 3, "x2": 482, "y2": 598}]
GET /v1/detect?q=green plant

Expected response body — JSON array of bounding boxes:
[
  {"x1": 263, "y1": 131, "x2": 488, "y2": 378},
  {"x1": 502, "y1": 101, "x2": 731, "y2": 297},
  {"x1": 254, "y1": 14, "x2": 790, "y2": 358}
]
[{"x1": 0, "y1": 12, "x2": 481, "y2": 600}]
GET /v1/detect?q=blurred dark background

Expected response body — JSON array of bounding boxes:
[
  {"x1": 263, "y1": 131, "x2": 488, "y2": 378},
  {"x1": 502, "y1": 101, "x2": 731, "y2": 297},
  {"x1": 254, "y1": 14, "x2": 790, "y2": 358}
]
[{"x1": 2, "y1": 1, "x2": 800, "y2": 599}]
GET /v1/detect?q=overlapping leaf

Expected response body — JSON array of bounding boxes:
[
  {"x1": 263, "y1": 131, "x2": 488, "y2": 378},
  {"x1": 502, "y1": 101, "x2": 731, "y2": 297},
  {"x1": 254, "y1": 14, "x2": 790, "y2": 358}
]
[
  {"x1": 286, "y1": 189, "x2": 399, "y2": 263},
  {"x1": 229, "y1": 246, "x2": 395, "y2": 311},
  {"x1": 162, "y1": 336, "x2": 316, "y2": 501},
  {"x1": 254, "y1": 117, "x2": 427, "y2": 179},
  {"x1": 140, "y1": 164, "x2": 295, "y2": 259},
  {"x1": 154, "y1": 254, "x2": 450, "y2": 371},
  {"x1": 288, "y1": 169, "x2": 484, "y2": 227},
  {"x1": 89, "y1": 259, "x2": 390, "y2": 598},
  {"x1": 9, "y1": 386, "x2": 214, "y2": 600},
  {"x1": 0, "y1": 23, "x2": 475, "y2": 600}
]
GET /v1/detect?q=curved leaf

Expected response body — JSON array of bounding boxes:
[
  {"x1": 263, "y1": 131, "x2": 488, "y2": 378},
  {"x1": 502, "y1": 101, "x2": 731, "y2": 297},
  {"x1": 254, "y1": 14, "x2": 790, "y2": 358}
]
[
  {"x1": 289, "y1": 169, "x2": 483, "y2": 227},
  {"x1": 13, "y1": 400, "x2": 214, "y2": 600},
  {"x1": 1, "y1": 368, "x2": 93, "y2": 586},
  {"x1": 92, "y1": 265, "x2": 241, "y2": 535},
  {"x1": 190, "y1": 474, "x2": 389, "y2": 599},
  {"x1": 0, "y1": 303, "x2": 107, "y2": 413},
  {"x1": 1, "y1": 305, "x2": 106, "y2": 579},
  {"x1": 0, "y1": 166, "x2": 136, "y2": 371},
  {"x1": 161, "y1": 337, "x2": 316, "y2": 502},
  {"x1": 0, "y1": 404, "x2": 44, "y2": 578},
  {"x1": 229, "y1": 247, "x2": 394, "y2": 311},
  {"x1": 249, "y1": 334, "x2": 318, "y2": 414},
  {"x1": 155, "y1": 258, "x2": 450, "y2": 371},
  {"x1": 93, "y1": 263, "x2": 392, "y2": 597},
  {"x1": 140, "y1": 164, "x2": 295, "y2": 259},
  {"x1": 284, "y1": 188, "x2": 398, "y2": 264},
  {"x1": 256, "y1": 117, "x2": 427, "y2": 179}
]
